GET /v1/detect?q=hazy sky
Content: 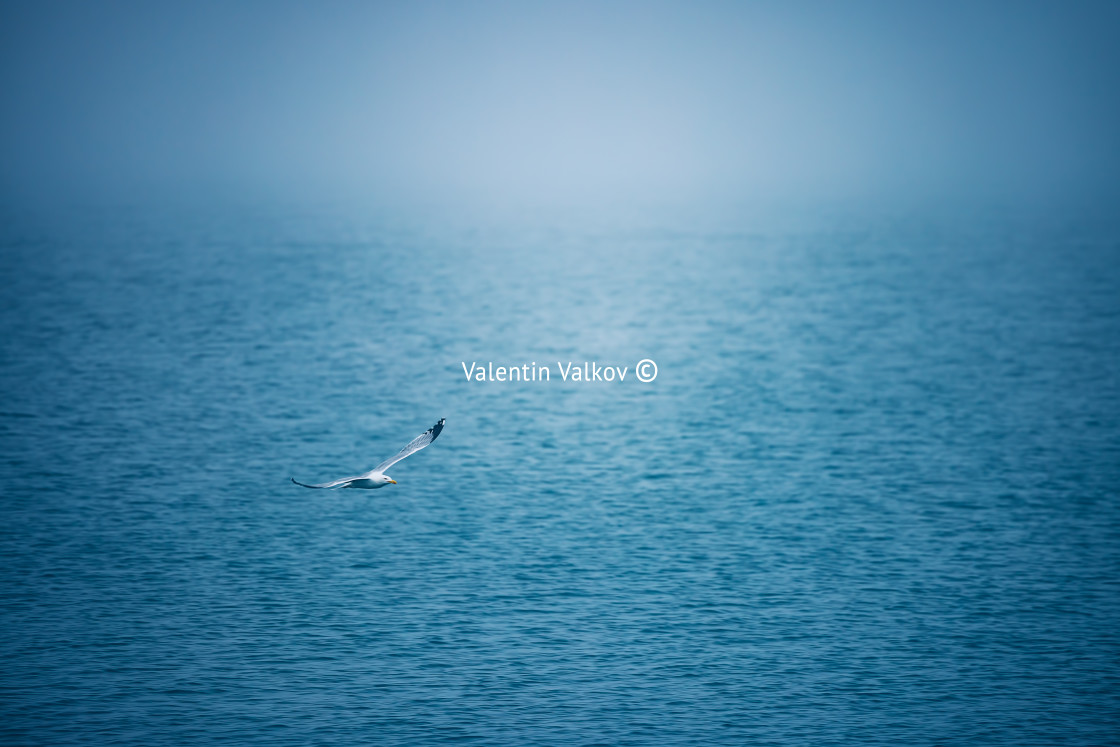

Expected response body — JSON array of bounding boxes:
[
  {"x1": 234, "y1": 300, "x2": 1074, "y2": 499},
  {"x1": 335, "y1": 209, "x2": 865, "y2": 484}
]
[{"x1": 2, "y1": 1, "x2": 1118, "y2": 207}]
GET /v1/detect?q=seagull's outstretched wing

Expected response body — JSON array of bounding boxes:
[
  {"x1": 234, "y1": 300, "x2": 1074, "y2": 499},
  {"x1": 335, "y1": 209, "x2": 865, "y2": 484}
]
[
  {"x1": 365, "y1": 418, "x2": 445, "y2": 475},
  {"x1": 291, "y1": 476, "x2": 361, "y2": 489}
]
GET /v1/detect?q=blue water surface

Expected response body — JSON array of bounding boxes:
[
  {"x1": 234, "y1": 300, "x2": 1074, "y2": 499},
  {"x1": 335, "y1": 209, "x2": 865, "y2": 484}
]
[{"x1": 1, "y1": 203, "x2": 1118, "y2": 745}]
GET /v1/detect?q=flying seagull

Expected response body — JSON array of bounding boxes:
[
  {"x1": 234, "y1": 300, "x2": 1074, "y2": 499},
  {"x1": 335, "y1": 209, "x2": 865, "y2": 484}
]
[{"x1": 291, "y1": 418, "x2": 445, "y2": 489}]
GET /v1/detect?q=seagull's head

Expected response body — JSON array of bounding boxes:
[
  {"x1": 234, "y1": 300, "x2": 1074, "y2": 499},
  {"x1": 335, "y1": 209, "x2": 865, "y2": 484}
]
[{"x1": 381, "y1": 475, "x2": 397, "y2": 485}]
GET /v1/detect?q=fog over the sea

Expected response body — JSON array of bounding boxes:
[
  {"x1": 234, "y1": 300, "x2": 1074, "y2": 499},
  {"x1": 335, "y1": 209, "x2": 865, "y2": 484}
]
[{"x1": 2, "y1": 1, "x2": 1118, "y2": 208}]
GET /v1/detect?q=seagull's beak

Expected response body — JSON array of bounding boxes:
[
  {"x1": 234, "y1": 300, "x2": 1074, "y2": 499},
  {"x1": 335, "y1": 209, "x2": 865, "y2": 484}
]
[{"x1": 389, "y1": 479, "x2": 397, "y2": 484}]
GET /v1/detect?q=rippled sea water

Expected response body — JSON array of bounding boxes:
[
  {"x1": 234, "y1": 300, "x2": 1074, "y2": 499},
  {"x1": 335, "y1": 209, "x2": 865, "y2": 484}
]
[{"x1": 2, "y1": 203, "x2": 1118, "y2": 745}]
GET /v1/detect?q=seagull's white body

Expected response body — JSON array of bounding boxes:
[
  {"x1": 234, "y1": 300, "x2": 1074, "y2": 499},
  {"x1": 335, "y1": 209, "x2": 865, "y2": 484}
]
[{"x1": 291, "y1": 418, "x2": 445, "y2": 490}]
